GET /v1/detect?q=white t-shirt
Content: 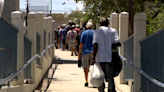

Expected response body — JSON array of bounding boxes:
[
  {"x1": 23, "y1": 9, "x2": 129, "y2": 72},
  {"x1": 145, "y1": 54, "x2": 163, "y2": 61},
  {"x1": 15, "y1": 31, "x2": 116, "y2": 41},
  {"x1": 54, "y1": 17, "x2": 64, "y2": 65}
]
[{"x1": 92, "y1": 26, "x2": 120, "y2": 63}]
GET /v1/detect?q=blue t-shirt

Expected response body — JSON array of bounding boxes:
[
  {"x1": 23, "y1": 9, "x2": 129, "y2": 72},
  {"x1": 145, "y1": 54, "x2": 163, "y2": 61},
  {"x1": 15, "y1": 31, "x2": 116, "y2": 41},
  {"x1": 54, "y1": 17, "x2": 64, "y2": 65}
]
[
  {"x1": 80, "y1": 29, "x2": 94, "y2": 55},
  {"x1": 62, "y1": 29, "x2": 66, "y2": 40}
]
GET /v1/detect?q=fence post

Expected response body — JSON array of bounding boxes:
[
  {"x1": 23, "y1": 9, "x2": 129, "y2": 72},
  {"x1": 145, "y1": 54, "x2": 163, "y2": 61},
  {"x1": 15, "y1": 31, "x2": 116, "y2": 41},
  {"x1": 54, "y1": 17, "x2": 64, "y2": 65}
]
[
  {"x1": 36, "y1": 12, "x2": 44, "y2": 68},
  {"x1": 80, "y1": 19, "x2": 84, "y2": 28},
  {"x1": 44, "y1": 17, "x2": 49, "y2": 57},
  {"x1": 74, "y1": 18, "x2": 78, "y2": 24},
  {"x1": 118, "y1": 12, "x2": 129, "y2": 84},
  {"x1": 110, "y1": 12, "x2": 118, "y2": 30},
  {"x1": 52, "y1": 20, "x2": 55, "y2": 59},
  {"x1": 11, "y1": 11, "x2": 24, "y2": 86},
  {"x1": 48, "y1": 16, "x2": 53, "y2": 61},
  {"x1": 27, "y1": 12, "x2": 37, "y2": 86},
  {"x1": 133, "y1": 13, "x2": 147, "y2": 92}
]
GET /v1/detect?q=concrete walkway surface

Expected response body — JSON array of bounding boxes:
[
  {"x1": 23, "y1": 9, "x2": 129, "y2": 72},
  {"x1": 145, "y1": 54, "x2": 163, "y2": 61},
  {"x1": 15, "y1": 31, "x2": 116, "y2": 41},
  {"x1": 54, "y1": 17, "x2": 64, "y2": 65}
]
[{"x1": 46, "y1": 49, "x2": 131, "y2": 92}]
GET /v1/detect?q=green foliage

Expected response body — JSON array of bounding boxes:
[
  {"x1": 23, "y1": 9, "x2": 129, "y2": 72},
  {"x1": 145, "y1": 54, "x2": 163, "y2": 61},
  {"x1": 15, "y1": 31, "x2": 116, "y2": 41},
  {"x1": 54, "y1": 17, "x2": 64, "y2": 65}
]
[
  {"x1": 75, "y1": 0, "x2": 164, "y2": 35},
  {"x1": 66, "y1": 10, "x2": 84, "y2": 24},
  {"x1": 52, "y1": 13, "x2": 65, "y2": 18}
]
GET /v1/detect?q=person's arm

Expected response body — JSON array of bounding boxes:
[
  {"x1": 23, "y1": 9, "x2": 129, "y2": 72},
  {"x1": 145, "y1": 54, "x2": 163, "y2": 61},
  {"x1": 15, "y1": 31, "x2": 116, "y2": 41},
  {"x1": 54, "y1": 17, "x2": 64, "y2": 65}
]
[
  {"x1": 67, "y1": 32, "x2": 69, "y2": 43},
  {"x1": 112, "y1": 29, "x2": 121, "y2": 48},
  {"x1": 78, "y1": 43, "x2": 83, "y2": 60},
  {"x1": 78, "y1": 33, "x2": 85, "y2": 60},
  {"x1": 74, "y1": 40, "x2": 77, "y2": 50},
  {"x1": 93, "y1": 43, "x2": 98, "y2": 63},
  {"x1": 92, "y1": 30, "x2": 98, "y2": 63},
  {"x1": 61, "y1": 33, "x2": 63, "y2": 40}
]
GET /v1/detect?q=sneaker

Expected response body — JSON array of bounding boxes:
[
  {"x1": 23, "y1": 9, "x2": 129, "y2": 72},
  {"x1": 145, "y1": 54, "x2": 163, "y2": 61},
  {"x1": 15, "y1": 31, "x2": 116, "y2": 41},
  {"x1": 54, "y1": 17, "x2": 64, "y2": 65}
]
[{"x1": 84, "y1": 82, "x2": 88, "y2": 87}]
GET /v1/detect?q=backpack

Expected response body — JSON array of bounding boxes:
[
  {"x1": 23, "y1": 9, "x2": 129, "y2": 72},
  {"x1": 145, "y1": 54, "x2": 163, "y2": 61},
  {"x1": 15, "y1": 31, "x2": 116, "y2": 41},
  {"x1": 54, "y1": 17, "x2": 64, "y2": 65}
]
[
  {"x1": 112, "y1": 51, "x2": 123, "y2": 77},
  {"x1": 70, "y1": 30, "x2": 75, "y2": 39}
]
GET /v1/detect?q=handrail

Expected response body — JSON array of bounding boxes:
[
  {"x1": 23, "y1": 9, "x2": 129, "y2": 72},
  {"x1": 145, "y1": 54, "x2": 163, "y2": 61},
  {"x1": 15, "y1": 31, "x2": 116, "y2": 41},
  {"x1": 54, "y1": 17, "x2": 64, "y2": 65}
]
[
  {"x1": 119, "y1": 54, "x2": 164, "y2": 88},
  {"x1": 0, "y1": 41, "x2": 56, "y2": 85}
]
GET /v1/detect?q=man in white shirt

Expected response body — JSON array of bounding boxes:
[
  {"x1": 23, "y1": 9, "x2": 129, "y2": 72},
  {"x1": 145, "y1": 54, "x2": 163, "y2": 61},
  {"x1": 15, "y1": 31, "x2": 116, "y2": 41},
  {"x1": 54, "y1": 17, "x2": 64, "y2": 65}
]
[{"x1": 93, "y1": 17, "x2": 121, "y2": 92}]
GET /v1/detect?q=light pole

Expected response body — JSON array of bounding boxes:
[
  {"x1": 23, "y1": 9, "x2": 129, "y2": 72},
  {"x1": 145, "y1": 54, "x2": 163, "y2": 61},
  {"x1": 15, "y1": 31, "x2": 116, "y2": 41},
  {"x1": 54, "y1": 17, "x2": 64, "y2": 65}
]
[
  {"x1": 50, "y1": 0, "x2": 52, "y2": 16},
  {"x1": 25, "y1": 0, "x2": 29, "y2": 27},
  {"x1": 0, "y1": 0, "x2": 5, "y2": 18}
]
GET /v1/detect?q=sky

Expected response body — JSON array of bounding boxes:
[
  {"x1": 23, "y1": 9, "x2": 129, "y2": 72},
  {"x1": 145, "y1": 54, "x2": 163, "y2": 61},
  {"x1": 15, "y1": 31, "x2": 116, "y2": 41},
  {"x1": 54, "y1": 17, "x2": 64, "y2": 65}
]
[{"x1": 19, "y1": 0, "x2": 84, "y2": 13}]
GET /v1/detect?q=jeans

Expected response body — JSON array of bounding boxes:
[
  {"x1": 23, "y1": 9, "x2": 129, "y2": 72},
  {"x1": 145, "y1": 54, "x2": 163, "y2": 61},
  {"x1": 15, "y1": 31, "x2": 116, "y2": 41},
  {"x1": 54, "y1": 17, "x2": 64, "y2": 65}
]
[{"x1": 98, "y1": 63, "x2": 116, "y2": 92}]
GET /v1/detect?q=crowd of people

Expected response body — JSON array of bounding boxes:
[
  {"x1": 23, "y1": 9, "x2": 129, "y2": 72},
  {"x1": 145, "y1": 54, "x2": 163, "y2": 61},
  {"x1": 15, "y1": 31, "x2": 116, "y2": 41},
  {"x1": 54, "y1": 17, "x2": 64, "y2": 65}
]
[
  {"x1": 55, "y1": 20, "x2": 80, "y2": 56},
  {"x1": 54, "y1": 17, "x2": 121, "y2": 92}
]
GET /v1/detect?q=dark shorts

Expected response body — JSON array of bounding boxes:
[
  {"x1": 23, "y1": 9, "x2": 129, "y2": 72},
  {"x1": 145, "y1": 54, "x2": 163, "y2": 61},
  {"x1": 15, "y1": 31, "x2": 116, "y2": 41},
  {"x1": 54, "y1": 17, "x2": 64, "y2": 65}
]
[
  {"x1": 76, "y1": 45, "x2": 79, "y2": 52},
  {"x1": 62, "y1": 40, "x2": 66, "y2": 44}
]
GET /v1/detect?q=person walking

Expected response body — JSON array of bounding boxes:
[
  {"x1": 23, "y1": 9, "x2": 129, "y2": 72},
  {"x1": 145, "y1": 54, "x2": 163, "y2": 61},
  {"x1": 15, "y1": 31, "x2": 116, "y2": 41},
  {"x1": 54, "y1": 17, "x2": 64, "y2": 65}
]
[
  {"x1": 67, "y1": 25, "x2": 77, "y2": 56},
  {"x1": 58, "y1": 24, "x2": 65, "y2": 49},
  {"x1": 54, "y1": 28, "x2": 58, "y2": 49},
  {"x1": 62, "y1": 24, "x2": 66, "y2": 50},
  {"x1": 78, "y1": 22, "x2": 94, "y2": 87},
  {"x1": 65, "y1": 20, "x2": 72, "y2": 50},
  {"x1": 93, "y1": 17, "x2": 121, "y2": 92},
  {"x1": 75, "y1": 21, "x2": 87, "y2": 67},
  {"x1": 74, "y1": 24, "x2": 80, "y2": 34}
]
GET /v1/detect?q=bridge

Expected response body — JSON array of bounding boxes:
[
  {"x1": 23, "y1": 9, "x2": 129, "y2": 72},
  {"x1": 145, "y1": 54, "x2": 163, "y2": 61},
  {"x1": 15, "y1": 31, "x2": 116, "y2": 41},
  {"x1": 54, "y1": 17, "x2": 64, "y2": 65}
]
[{"x1": 0, "y1": 10, "x2": 164, "y2": 92}]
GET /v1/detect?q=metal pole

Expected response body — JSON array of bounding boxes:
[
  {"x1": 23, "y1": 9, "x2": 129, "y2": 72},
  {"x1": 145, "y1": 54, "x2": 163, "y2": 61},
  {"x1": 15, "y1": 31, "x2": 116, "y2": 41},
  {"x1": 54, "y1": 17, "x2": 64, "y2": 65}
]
[
  {"x1": 26, "y1": 0, "x2": 29, "y2": 27},
  {"x1": 50, "y1": 0, "x2": 52, "y2": 16}
]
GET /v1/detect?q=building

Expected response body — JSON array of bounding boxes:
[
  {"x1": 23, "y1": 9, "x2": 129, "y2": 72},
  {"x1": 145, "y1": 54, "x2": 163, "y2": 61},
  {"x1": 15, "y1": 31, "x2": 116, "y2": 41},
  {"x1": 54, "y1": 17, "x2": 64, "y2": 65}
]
[{"x1": 2, "y1": 0, "x2": 19, "y2": 22}]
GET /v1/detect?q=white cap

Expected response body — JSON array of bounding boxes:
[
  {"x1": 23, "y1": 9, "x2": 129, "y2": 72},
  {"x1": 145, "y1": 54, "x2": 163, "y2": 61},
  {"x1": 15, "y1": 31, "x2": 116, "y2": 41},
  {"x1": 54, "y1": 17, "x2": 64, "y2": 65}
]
[
  {"x1": 72, "y1": 25, "x2": 76, "y2": 27},
  {"x1": 62, "y1": 24, "x2": 67, "y2": 27},
  {"x1": 86, "y1": 22, "x2": 93, "y2": 28},
  {"x1": 76, "y1": 24, "x2": 80, "y2": 27},
  {"x1": 88, "y1": 19, "x2": 93, "y2": 23},
  {"x1": 68, "y1": 20, "x2": 72, "y2": 23}
]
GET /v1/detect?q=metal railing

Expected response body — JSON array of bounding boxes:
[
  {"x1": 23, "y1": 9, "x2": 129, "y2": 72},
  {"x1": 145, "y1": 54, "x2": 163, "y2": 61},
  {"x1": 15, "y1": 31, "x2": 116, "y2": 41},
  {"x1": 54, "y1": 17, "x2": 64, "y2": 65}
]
[
  {"x1": 140, "y1": 29, "x2": 164, "y2": 92},
  {"x1": 24, "y1": 37, "x2": 32, "y2": 79},
  {"x1": 124, "y1": 35, "x2": 134, "y2": 81},
  {"x1": 119, "y1": 54, "x2": 164, "y2": 88},
  {"x1": 0, "y1": 41, "x2": 56, "y2": 85},
  {"x1": 0, "y1": 17, "x2": 18, "y2": 79}
]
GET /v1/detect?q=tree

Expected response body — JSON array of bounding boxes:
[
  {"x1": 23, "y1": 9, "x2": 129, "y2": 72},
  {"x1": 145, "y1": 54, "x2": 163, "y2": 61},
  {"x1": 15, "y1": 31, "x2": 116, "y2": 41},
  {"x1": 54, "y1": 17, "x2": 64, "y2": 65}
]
[
  {"x1": 66, "y1": 10, "x2": 84, "y2": 24},
  {"x1": 52, "y1": 13, "x2": 65, "y2": 18},
  {"x1": 75, "y1": 0, "x2": 164, "y2": 35}
]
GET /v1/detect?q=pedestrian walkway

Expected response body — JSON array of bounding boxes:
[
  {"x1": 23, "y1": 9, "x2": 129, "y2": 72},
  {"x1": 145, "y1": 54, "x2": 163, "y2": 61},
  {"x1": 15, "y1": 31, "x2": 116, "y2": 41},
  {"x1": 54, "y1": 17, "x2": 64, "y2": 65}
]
[{"x1": 47, "y1": 49, "x2": 124, "y2": 92}]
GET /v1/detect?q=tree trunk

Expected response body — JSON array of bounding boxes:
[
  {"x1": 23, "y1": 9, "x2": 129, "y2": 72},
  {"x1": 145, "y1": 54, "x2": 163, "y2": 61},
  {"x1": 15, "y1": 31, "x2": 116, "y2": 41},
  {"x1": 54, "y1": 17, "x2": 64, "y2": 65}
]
[{"x1": 128, "y1": 0, "x2": 134, "y2": 35}]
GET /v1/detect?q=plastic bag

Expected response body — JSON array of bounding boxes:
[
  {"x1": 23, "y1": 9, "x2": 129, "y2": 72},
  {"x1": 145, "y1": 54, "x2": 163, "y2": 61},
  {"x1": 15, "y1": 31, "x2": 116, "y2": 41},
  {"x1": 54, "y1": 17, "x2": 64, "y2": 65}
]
[{"x1": 90, "y1": 63, "x2": 105, "y2": 87}]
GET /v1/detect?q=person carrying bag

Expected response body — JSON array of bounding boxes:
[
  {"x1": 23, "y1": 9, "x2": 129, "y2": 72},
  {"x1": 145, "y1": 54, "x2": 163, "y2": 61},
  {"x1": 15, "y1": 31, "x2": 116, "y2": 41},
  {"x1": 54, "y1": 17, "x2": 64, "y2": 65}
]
[{"x1": 93, "y1": 17, "x2": 121, "y2": 92}]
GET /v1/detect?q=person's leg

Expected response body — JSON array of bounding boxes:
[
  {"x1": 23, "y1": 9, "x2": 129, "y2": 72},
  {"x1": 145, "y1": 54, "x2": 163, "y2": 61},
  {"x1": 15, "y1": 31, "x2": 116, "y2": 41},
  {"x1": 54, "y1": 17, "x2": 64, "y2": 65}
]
[
  {"x1": 76, "y1": 45, "x2": 79, "y2": 55},
  {"x1": 106, "y1": 63, "x2": 116, "y2": 92},
  {"x1": 98, "y1": 63, "x2": 106, "y2": 92},
  {"x1": 60, "y1": 40, "x2": 63, "y2": 49},
  {"x1": 72, "y1": 43, "x2": 77, "y2": 56},
  {"x1": 63, "y1": 40, "x2": 65, "y2": 50},
  {"x1": 82, "y1": 54, "x2": 90, "y2": 86},
  {"x1": 98, "y1": 83, "x2": 105, "y2": 92},
  {"x1": 57, "y1": 39, "x2": 60, "y2": 48},
  {"x1": 84, "y1": 67, "x2": 89, "y2": 84},
  {"x1": 70, "y1": 43, "x2": 73, "y2": 56}
]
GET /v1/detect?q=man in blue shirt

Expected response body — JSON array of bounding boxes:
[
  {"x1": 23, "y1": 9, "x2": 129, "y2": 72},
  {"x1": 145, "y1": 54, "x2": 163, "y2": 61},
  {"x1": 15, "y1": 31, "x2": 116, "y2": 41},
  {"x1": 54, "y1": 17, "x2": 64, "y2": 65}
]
[
  {"x1": 62, "y1": 28, "x2": 66, "y2": 50},
  {"x1": 78, "y1": 22, "x2": 94, "y2": 87}
]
